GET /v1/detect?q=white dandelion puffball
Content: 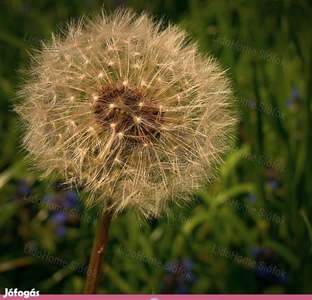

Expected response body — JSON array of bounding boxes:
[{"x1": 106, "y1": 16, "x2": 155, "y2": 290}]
[{"x1": 15, "y1": 9, "x2": 237, "y2": 219}]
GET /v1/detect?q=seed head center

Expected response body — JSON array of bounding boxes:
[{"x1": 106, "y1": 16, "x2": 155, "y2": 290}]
[{"x1": 92, "y1": 86, "x2": 162, "y2": 143}]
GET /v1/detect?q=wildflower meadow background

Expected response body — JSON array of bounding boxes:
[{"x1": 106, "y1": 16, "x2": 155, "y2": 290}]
[{"x1": 0, "y1": 0, "x2": 311, "y2": 294}]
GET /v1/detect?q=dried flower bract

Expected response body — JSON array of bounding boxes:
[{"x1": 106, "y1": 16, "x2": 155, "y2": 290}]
[{"x1": 15, "y1": 9, "x2": 236, "y2": 219}]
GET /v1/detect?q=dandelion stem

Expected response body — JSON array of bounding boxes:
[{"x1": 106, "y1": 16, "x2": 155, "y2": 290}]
[{"x1": 83, "y1": 207, "x2": 113, "y2": 294}]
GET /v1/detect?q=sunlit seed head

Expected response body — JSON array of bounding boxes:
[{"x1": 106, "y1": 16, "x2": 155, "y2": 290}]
[{"x1": 15, "y1": 8, "x2": 237, "y2": 219}]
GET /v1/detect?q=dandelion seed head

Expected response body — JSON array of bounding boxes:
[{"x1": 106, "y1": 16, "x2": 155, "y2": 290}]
[{"x1": 15, "y1": 9, "x2": 237, "y2": 219}]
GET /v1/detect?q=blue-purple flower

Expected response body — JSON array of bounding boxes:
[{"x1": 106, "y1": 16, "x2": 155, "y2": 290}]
[
  {"x1": 161, "y1": 259, "x2": 196, "y2": 294},
  {"x1": 44, "y1": 182, "x2": 80, "y2": 237},
  {"x1": 285, "y1": 88, "x2": 300, "y2": 108},
  {"x1": 251, "y1": 246, "x2": 289, "y2": 289}
]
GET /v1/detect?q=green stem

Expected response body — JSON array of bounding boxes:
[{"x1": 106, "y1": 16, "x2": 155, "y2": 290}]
[{"x1": 83, "y1": 208, "x2": 113, "y2": 294}]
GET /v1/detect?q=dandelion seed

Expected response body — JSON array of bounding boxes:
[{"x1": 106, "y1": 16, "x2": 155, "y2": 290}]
[{"x1": 15, "y1": 9, "x2": 237, "y2": 219}]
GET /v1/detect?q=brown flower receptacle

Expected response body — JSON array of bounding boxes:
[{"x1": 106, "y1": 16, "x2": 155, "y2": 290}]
[{"x1": 92, "y1": 85, "x2": 162, "y2": 143}]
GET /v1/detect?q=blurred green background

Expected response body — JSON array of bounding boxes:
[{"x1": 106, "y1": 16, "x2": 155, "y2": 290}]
[{"x1": 0, "y1": 0, "x2": 311, "y2": 294}]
